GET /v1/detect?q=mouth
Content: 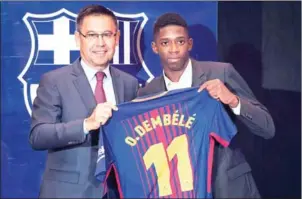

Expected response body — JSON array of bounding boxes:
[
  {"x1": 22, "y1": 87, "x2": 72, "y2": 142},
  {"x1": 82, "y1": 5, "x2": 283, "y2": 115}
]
[
  {"x1": 92, "y1": 50, "x2": 107, "y2": 56},
  {"x1": 167, "y1": 58, "x2": 180, "y2": 62}
]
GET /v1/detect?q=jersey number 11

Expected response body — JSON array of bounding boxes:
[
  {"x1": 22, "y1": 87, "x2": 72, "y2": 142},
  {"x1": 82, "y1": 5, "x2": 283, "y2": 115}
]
[{"x1": 143, "y1": 134, "x2": 194, "y2": 197}]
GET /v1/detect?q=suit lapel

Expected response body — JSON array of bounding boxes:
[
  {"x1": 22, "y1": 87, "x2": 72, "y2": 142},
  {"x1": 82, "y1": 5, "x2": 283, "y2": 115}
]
[
  {"x1": 154, "y1": 76, "x2": 167, "y2": 92},
  {"x1": 110, "y1": 67, "x2": 124, "y2": 104},
  {"x1": 72, "y1": 59, "x2": 96, "y2": 113},
  {"x1": 191, "y1": 59, "x2": 207, "y2": 87}
]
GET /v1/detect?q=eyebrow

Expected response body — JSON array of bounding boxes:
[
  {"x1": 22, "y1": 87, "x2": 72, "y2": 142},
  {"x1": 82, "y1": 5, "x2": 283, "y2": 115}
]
[
  {"x1": 86, "y1": 30, "x2": 114, "y2": 34},
  {"x1": 159, "y1": 36, "x2": 186, "y2": 41}
]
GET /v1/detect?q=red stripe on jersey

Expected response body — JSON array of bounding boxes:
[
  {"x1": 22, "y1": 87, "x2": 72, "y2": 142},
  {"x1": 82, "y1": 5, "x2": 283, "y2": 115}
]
[
  {"x1": 171, "y1": 103, "x2": 186, "y2": 198},
  {"x1": 207, "y1": 132, "x2": 230, "y2": 194},
  {"x1": 210, "y1": 132, "x2": 230, "y2": 147},
  {"x1": 207, "y1": 136, "x2": 215, "y2": 194},
  {"x1": 111, "y1": 164, "x2": 124, "y2": 198},
  {"x1": 165, "y1": 105, "x2": 179, "y2": 198},
  {"x1": 159, "y1": 107, "x2": 172, "y2": 143},
  {"x1": 158, "y1": 107, "x2": 172, "y2": 199}
]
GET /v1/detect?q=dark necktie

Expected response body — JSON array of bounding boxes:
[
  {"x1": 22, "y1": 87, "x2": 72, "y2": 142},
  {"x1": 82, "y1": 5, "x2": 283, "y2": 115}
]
[
  {"x1": 95, "y1": 72, "x2": 107, "y2": 104},
  {"x1": 92, "y1": 72, "x2": 106, "y2": 147}
]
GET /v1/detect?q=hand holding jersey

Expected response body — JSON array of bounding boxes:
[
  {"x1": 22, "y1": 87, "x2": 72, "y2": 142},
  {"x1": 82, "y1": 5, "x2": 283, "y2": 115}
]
[
  {"x1": 198, "y1": 79, "x2": 239, "y2": 108},
  {"x1": 85, "y1": 102, "x2": 118, "y2": 131}
]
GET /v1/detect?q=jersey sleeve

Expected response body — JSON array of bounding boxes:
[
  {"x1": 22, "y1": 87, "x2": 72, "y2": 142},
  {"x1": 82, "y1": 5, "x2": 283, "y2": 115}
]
[{"x1": 210, "y1": 103, "x2": 237, "y2": 147}]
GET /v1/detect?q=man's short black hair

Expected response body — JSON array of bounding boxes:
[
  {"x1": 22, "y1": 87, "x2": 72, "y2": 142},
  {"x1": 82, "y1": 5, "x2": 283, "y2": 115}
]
[
  {"x1": 76, "y1": 4, "x2": 118, "y2": 31},
  {"x1": 153, "y1": 13, "x2": 188, "y2": 38}
]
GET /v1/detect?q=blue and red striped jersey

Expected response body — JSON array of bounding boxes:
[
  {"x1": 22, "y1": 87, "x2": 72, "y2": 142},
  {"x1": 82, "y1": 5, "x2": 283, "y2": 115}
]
[{"x1": 97, "y1": 87, "x2": 237, "y2": 198}]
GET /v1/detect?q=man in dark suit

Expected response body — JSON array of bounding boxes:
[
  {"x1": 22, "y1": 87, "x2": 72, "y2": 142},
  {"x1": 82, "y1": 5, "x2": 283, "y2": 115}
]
[
  {"x1": 138, "y1": 13, "x2": 275, "y2": 198},
  {"x1": 29, "y1": 5, "x2": 138, "y2": 198}
]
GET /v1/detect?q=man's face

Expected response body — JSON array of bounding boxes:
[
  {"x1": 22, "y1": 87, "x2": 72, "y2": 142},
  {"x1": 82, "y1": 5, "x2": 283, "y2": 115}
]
[
  {"x1": 75, "y1": 15, "x2": 120, "y2": 69},
  {"x1": 152, "y1": 25, "x2": 193, "y2": 72}
]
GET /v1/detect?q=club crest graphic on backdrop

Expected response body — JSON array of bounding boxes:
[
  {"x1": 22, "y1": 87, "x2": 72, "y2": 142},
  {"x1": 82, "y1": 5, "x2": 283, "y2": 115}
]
[{"x1": 18, "y1": 8, "x2": 153, "y2": 116}]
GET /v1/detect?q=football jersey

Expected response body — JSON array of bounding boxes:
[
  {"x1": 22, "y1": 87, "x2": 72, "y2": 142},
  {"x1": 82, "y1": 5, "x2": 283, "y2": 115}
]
[{"x1": 96, "y1": 87, "x2": 237, "y2": 198}]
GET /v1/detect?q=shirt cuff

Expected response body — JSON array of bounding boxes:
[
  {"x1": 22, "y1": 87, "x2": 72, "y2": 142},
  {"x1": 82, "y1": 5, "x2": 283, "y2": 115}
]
[
  {"x1": 83, "y1": 119, "x2": 89, "y2": 135},
  {"x1": 231, "y1": 97, "x2": 241, "y2": 115}
]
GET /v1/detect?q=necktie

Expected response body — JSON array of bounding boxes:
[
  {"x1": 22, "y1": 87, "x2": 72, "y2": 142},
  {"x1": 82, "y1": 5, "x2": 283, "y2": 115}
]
[
  {"x1": 95, "y1": 72, "x2": 107, "y2": 104},
  {"x1": 94, "y1": 72, "x2": 107, "y2": 182}
]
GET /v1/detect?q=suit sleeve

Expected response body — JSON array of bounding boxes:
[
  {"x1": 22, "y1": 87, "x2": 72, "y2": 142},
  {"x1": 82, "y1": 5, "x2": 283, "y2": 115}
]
[
  {"x1": 224, "y1": 63, "x2": 275, "y2": 139},
  {"x1": 29, "y1": 74, "x2": 86, "y2": 150}
]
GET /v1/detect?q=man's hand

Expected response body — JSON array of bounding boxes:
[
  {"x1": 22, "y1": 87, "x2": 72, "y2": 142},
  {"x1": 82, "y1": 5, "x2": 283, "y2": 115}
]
[
  {"x1": 85, "y1": 102, "x2": 118, "y2": 131},
  {"x1": 198, "y1": 79, "x2": 239, "y2": 108}
]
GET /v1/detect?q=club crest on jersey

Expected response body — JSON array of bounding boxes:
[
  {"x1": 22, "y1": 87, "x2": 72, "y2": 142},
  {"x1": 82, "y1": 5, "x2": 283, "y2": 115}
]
[{"x1": 18, "y1": 8, "x2": 153, "y2": 116}]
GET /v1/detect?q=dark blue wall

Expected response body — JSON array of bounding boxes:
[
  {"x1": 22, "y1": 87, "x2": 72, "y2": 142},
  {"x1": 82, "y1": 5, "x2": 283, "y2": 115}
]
[{"x1": 218, "y1": 2, "x2": 301, "y2": 198}]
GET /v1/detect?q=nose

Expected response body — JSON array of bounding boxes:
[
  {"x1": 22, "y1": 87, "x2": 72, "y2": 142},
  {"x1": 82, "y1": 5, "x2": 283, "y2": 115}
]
[
  {"x1": 168, "y1": 41, "x2": 179, "y2": 53},
  {"x1": 95, "y1": 35, "x2": 105, "y2": 46}
]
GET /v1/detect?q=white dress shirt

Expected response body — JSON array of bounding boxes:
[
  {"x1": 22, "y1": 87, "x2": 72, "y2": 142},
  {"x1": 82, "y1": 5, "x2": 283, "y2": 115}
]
[
  {"x1": 163, "y1": 59, "x2": 193, "y2": 90},
  {"x1": 163, "y1": 59, "x2": 241, "y2": 115},
  {"x1": 81, "y1": 60, "x2": 117, "y2": 134}
]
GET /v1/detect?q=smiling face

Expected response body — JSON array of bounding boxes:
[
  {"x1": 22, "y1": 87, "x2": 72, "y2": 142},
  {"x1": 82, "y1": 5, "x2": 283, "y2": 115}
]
[
  {"x1": 75, "y1": 14, "x2": 120, "y2": 69},
  {"x1": 152, "y1": 25, "x2": 193, "y2": 73}
]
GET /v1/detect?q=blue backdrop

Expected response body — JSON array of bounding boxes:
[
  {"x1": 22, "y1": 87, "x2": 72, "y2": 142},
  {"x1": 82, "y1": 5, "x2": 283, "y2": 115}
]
[{"x1": 1, "y1": 1, "x2": 217, "y2": 198}]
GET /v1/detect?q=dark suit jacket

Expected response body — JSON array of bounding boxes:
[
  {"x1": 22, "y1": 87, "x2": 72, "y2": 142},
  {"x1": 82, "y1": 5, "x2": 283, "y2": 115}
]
[
  {"x1": 29, "y1": 58, "x2": 138, "y2": 198},
  {"x1": 138, "y1": 59, "x2": 275, "y2": 198}
]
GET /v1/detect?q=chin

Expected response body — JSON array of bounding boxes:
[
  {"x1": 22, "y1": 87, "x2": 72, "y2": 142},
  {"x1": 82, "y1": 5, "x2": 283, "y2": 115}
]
[
  {"x1": 168, "y1": 64, "x2": 185, "y2": 72},
  {"x1": 94, "y1": 59, "x2": 109, "y2": 66}
]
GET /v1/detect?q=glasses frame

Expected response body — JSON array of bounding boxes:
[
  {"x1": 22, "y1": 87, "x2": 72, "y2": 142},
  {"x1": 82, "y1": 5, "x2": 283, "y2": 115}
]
[{"x1": 77, "y1": 30, "x2": 117, "y2": 41}]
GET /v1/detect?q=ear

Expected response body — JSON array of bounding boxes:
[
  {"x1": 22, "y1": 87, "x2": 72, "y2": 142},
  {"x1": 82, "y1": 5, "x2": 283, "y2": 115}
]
[
  {"x1": 151, "y1": 41, "x2": 158, "y2": 54},
  {"x1": 75, "y1": 31, "x2": 81, "y2": 47},
  {"x1": 115, "y1": 30, "x2": 121, "y2": 46},
  {"x1": 188, "y1": 38, "x2": 193, "y2": 51}
]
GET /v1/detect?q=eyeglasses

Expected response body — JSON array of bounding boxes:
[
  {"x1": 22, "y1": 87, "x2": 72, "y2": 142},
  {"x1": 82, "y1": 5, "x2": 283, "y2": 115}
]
[{"x1": 78, "y1": 30, "x2": 117, "y2": 41}]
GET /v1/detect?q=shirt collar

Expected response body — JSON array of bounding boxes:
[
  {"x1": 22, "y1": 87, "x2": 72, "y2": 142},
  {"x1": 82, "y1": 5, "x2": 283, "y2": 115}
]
[
  {"x1": 81, "y1": 59, "x2": 111, "y2": 82},
  {"x1": 163, "y1": 59, "x2": 193, "y2": 89}
]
